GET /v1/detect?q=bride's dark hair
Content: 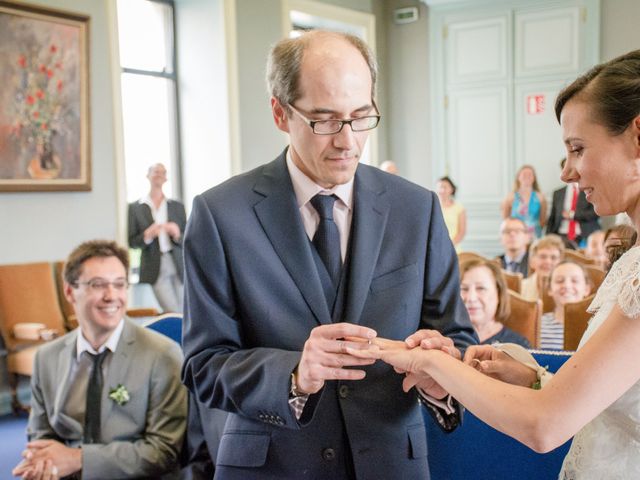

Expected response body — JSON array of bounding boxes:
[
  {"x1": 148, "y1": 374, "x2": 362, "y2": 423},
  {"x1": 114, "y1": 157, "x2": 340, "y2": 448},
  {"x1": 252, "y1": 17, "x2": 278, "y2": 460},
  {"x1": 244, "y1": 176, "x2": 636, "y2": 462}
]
[{"x1": 555, "y1": 50, "x2": 640, "y2": 135}]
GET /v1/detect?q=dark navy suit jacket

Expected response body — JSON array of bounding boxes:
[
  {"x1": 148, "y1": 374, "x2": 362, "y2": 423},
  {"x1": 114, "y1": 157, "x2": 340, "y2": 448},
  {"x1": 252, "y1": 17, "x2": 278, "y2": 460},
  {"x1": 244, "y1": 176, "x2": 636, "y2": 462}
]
[{"x1": 181, "y1": 150, "x2": 476, "y2": 479}]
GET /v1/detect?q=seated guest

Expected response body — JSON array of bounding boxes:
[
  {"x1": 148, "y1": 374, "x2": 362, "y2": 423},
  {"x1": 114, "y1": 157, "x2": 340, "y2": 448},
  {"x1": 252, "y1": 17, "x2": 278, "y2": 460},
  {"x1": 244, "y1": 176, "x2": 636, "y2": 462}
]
[
  {"x1": 521, "y1": 234, "x2": 565, "y2": 301},
  {"x1": 584, "y1": 230, "x2": 607, "y2": 270},
  {"x1": 604, "y1": 224, "x2": 637, "y2": 271},
  {"x1": 496, "y1": 217, "x2": 530, "y2": 276},
  {"x1": 13, "y1": 240, "x2": 187, "y2": 479},
  {"x1": 460, "y1": 259, "x2": 531, "y2": 348},
  {"x1": 540, "y1": 261, "x2": 592, "y2": 350}
]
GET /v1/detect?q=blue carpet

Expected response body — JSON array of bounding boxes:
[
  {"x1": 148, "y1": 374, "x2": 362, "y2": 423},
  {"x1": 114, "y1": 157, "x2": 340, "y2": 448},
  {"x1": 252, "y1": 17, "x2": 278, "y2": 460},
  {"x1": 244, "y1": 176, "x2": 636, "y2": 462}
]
[{"x1": 0, "y1": 414, "x2": 28, "y2": 479}]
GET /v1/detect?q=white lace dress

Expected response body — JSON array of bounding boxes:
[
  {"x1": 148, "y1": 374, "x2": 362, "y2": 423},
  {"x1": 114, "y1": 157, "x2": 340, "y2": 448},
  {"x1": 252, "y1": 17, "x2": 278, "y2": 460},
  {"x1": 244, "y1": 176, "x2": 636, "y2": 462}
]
[{"x1": 560, "y1": 247, "x2": 640, "y2": 479}]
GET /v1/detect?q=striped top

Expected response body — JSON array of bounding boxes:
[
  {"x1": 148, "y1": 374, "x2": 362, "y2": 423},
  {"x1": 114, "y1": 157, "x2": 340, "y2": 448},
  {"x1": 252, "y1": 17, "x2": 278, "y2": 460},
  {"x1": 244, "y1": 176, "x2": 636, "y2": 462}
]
[{"x1": 540, "y1": 312, "x2": 565, "y2": 350}]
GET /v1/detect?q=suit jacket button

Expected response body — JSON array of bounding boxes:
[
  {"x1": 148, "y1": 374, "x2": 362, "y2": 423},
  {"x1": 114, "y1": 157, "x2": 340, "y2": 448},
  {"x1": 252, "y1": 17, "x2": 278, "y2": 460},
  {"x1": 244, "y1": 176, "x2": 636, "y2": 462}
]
[
  {"x1": 339, "y1": 385, "x2": 349, "y2": 399},
  {"x1": 322, "y1": 448, "x2": 336, "y2": 461}
]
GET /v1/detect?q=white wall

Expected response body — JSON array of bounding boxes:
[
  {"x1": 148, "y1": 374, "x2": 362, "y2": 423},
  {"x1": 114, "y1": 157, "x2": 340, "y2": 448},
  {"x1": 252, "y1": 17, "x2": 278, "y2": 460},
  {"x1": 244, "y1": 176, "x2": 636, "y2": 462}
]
[
  {"x1": 601, "y1": 0, "x2": 640, "y2": 60},
  {"x1": 383, "y1": 0, "x2": 431, "y2": 186},
  {"x1": 0, "y1": 0, "x2": 119, "y2": 264}
]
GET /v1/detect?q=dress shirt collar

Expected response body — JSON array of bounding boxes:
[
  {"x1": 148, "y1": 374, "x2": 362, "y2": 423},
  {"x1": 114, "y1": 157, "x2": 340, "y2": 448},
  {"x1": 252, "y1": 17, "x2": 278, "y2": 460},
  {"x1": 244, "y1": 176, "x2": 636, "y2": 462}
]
[
  {"x1": 286, "y1": 148, "x2": 354, "y2": 211},
  {"x1": 504, "y1": 251, "x2": 526, "y2": 264},
  {"x1": 76, "y1": 318, "x2": 124, "y2": 360},
  {"x1": 140, "y1": 194, "x2": 167, "y2": 210}
]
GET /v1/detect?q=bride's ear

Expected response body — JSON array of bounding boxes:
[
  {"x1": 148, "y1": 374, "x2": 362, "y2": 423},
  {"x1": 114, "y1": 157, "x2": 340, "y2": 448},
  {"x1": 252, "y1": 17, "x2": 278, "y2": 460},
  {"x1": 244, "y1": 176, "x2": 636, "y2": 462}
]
[{"x1": 633, "y1": 115, "x2": 640, "y2": 153}]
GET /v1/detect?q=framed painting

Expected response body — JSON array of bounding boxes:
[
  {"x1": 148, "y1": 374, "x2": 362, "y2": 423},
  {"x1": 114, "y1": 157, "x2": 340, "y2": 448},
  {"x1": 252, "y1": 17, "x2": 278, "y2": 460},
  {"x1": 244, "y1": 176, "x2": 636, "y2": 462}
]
[{"x1": 0, "y1": 1, "x2": 90, "y2": 191}]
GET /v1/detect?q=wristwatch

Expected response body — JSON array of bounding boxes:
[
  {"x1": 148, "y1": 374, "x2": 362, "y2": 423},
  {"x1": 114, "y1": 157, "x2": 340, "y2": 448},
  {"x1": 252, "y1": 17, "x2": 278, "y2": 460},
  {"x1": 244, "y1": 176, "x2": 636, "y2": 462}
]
[{"x1": 290, "y1": 372, "x2": 306, "y2": 397}]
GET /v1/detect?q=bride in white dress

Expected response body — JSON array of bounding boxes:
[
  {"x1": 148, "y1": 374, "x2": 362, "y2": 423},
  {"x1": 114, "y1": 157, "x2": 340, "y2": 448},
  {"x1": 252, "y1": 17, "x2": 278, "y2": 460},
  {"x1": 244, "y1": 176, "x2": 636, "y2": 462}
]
[{"x1": 349, "y1": 49, "x2": 640, "y2": 479}]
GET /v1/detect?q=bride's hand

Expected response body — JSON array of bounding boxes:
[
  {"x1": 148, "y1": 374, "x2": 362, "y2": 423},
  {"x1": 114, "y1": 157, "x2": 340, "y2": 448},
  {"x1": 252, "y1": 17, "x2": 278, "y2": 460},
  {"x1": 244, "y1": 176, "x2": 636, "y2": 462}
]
[
  {"x1": 347, "y1": 337, "x2": 440, "y2": 392},
  {"x1": 463, "y1": 345, "x2": 536, "y2": 387}
]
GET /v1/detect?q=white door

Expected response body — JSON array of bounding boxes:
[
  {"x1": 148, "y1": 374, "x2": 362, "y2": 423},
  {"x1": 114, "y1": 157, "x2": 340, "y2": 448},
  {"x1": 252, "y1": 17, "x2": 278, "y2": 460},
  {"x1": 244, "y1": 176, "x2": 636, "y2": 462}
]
[{"x1": 429, "y1": 0, "x2": 600, "y2": 255}]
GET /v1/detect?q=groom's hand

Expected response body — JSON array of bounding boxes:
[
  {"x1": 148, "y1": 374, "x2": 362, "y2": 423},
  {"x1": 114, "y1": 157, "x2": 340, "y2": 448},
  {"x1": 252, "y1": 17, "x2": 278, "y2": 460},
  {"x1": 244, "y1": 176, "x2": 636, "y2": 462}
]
[
  {"x1": 295, "y1": 323, "x2": 377, "y2": 395},
  {"x1": 404, "y1": 329, "x2": 460, "y2": 399}
]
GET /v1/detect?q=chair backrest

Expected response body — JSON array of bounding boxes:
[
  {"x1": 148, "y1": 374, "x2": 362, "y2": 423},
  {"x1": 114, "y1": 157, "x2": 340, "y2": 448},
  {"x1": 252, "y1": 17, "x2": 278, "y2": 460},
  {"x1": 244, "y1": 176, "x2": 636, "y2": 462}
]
[
  {"x1": 584, "y1": 265, "x2": 606, "y2": 292},
  {"x1": 53, "y1": 260, "x2": 77, "y2": 331},
  {"x1": 502, "y1": 270, "x2": 523, "y2": 293},
  {"x1": 426, "y1": 350, "x2": 573, "y2": 480},
  {"x1": 541, "y1": 283, "x2": 555, "y2": 313},
  {"x1": 0, "y1": 262, "x2": 66, "y2": 351},
  {"x1": 505, "y1": 291, "x2": 542, "y2": 348},
  {"x1": 144, "y1": 313, "x2": 183, "y2": 345},
  {"x1": 563, "y1": 294, "x2": 595, "y2": 351},
  {"x1": 127, "y1": 307, "x2": 161, "y2": 318},
  {"x1": 564, "y1": 249, "x2": 596, "y2": 266}
]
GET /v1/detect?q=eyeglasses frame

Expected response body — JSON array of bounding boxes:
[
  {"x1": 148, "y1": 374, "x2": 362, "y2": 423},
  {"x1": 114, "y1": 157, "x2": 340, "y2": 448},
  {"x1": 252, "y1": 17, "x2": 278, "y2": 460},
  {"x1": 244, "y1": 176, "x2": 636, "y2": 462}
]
[{"x1": 286, "y1": 100, "x2": 381, "y2": 135}]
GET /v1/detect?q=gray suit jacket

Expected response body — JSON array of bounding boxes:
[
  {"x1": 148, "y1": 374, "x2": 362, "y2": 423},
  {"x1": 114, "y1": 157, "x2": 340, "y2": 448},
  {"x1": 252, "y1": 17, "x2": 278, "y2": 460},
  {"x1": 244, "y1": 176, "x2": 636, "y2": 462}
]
[
  {"x1": 28, "y1": 319, "x2": 187, "y2": 479},
  {"x1": 128, "y1": 199, "x2": 187, "y2": 284}
]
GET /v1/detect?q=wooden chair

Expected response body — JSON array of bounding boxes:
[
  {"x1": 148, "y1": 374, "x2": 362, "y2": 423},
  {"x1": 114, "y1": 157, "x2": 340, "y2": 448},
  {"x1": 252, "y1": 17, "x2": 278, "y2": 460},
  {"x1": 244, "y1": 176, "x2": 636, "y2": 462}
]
[
  {"x1": 53, "y1": 260, "x2": 78, "y2": 330},
  {"x1": 0, "y1": 262, "x2": 66, "y2": 412},
  {"x1": 505, "y1": 291, "x2": 542, "y2": 348},
  {"x1": 584, "y1": 265, "x2": 606, "y2": 292},
  {"x1": 502, "y1": 270, "x2": 523, "y2": 293},
  {"x1": 127, "y1": 307, "x2": 160, "y2": 318},
  {"x1": 563, "y1": 294, "x2": 596, "y2": 351},
  {"x1": 541, "y1": 284, "x2": 555, "y2": 313},
  {"x1": 564, "y1": 249, "x2": 596, "y2": 266}
]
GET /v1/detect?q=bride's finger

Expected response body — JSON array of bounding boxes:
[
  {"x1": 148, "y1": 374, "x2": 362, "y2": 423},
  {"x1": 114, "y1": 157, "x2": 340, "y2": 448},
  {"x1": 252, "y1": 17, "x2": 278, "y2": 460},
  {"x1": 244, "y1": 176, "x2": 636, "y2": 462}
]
[{"x1": 345, "y1": 345, "x2": 381, "y2": 359}]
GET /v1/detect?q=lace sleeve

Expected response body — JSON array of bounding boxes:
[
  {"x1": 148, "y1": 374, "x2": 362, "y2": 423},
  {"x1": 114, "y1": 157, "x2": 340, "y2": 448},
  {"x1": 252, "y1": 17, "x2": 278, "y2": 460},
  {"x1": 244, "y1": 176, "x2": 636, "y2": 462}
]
[{"x1": 616, "y1": 257, "x2": 640, "y2": 318}]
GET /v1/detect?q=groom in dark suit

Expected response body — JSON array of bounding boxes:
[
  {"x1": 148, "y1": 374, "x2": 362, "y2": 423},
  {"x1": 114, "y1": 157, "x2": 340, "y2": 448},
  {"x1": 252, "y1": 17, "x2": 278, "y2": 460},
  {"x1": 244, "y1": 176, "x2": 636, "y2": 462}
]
[{"x1": 182, "y1": 30, "x2": 476, "y2": 479}]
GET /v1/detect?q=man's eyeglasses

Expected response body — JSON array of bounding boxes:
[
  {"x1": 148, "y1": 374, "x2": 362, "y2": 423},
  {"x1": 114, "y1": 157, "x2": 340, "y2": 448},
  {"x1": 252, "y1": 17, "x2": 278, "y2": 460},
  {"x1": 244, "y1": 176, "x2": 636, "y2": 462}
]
[
  {"x1": 72, "y1": 278, "x2": 129, "y2": 292},
  {"x1": 501, "y1": 229, "x2": 526, "y2": 235},
  {"x1": 287, "y1": 103, "x2": 380, "y2": 135}
]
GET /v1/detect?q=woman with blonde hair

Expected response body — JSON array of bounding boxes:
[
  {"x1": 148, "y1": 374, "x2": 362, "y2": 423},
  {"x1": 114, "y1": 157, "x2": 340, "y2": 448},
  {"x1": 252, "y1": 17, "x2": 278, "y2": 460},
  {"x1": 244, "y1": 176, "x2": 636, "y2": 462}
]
[{"x1": 436, "y1": 176, "x2": 466, "y2": 251}]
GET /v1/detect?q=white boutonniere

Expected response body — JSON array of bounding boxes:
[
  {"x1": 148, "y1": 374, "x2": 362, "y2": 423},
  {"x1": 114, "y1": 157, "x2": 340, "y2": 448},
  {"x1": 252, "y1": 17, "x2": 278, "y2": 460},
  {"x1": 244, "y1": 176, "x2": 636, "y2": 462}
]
[{"x1": 108, "y1": 384, "x2": 130, "y2": 406}]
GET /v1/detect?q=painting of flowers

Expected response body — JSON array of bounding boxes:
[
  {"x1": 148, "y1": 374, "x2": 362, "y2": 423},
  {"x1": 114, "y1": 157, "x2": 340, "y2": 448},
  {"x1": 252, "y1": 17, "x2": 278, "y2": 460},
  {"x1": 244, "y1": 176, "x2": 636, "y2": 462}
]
[{"x1": 0, "y1": 1, "x2": 90, "y2": 191}]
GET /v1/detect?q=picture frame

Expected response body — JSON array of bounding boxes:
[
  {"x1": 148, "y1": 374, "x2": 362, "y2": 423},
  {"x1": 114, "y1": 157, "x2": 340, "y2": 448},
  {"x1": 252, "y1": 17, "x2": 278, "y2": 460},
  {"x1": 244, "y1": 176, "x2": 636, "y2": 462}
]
[{"x1": 0, "y1": 0, "x2": 90, "y2": 192}]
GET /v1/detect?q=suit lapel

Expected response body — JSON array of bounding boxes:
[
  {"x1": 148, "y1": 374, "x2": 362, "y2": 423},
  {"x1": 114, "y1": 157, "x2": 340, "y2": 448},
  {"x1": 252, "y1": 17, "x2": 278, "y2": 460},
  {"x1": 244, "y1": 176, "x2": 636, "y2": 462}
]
[
  {"x1": 343, "y1": 167, "x2": 389, "y2": 325},
  {"x1": 253, "y1": 153, "x2": 332, "y2": 325},
  {"x1": 51, "y1": 333, "x2": 83, "y2": 436},
  {"x1": 103, "y1": 320, "x2": 135, "y2": 421},
  {"x1": 139, "y1": 202, "x2": 154, "y2": 226}
]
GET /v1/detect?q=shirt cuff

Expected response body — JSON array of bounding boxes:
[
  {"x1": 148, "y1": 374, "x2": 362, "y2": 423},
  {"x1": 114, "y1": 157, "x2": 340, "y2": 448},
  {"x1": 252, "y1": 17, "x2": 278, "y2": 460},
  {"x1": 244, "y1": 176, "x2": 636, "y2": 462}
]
[
  {"x1": 288, "y1": 394, "x2": 309, "y2": 420},
  {"x1": 417, "y1": 388, "x2": 456, "y2": 415}
]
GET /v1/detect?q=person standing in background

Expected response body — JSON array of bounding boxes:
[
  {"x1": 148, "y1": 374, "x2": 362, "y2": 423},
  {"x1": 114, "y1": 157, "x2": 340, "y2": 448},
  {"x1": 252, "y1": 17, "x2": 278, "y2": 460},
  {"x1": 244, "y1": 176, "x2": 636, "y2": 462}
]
[
  {"x1": 436, "y1": 176, "x2": 466, "y2": 251},
  {"x1": 501, "y1": 165, "x2": 547, "y2": 240},
  {"x1": 546, "y1": 158, "x2": 600, "y2": 249},
  {"x1": 128, "y1": 163, "x2": 186, "y2": 313}
]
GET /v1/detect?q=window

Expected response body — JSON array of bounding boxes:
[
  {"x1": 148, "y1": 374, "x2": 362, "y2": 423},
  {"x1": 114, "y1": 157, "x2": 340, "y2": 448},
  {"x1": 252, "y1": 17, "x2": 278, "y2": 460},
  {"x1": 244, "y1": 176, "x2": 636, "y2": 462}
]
[{"x1": 116, "y1": 0, "x2": 180, "y2": 202}]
